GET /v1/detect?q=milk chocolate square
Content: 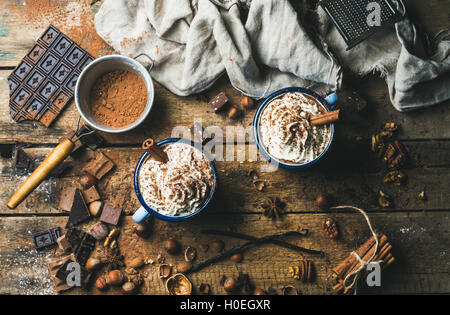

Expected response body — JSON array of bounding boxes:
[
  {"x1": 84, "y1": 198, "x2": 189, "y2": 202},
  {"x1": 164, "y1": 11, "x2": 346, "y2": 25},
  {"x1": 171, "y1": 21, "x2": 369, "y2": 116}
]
[
  {"x1": 83, "y1": 152, "x2": 115, "y2": 180},
  {"x1": 58, "y1": 187, "x2": 77, "y2": 212},
  {"x1": 100, "y1": 204, "x2": 122, "y2": 226},
  {"x1": 82, "y1": 186, "x2": 101, "y2": 203}
]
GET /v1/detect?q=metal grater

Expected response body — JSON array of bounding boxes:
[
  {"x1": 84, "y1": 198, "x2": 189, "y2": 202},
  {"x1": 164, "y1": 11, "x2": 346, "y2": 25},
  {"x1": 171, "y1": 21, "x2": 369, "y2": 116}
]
[{"x1": 320, "y1": 0, "x2": 404, "y2": 49}]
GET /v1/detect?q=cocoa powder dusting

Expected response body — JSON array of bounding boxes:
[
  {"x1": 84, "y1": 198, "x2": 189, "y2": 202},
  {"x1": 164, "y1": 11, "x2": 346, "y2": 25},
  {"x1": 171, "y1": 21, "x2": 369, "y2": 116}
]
[
  {"x1": 90, "y1": 70, "x2": 147, "y2": 128},
  {"x1": 6, "y1": 0, "x2": 112, "y2": 57}
]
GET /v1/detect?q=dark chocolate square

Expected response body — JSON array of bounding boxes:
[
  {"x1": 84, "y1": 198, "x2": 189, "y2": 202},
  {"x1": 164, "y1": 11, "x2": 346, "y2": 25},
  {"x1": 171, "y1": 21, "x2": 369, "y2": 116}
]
[
  {"x1": 39, "y1": 25, "x2": 60, "y2": 47},
  {"x1": 8, "y1": 77, "x2": 19, "y2": 96},
  {"x1": 38, "y1": 80, "x2": 58, "y2": 100},
  {"x1": 25, "y1": 98, "x2": 46, "y2": 119},
  {"x1": 52, "y1": 35, "x2": 73, "y2": 57},
  {"x1": 38, "y1": 53, "x2": 59, "y2": 74},
  {"x1": 32, "y1": 227, "x2": 61, "y2": 250},
  {"x1": 27, "y1": 44, "x2": 46, "y2": 64},
  {"x1": 25, "y1": 69, "x2": 46, "y2": 91},
  {"x1": 208, "y1": 92, "x2": 229, "y2": 112},
  {"x1": 66, "y1": 46, "x2": 85, "y2": 66},
  {"x1": 64, "y1": 72, "x2": 79, "y2": 92},
  {"x1": 78, "y1": 55, "x2": 94, "y2": 72},
  {"x1": 13, "y1": 61, "x2": 33, "y2": 80},
  {"x1": 13, "y1": 88, "x2": 31, "y2": 107},
  {"x1": 51, "y1": 62, "x2": 72, "y2": 84}
]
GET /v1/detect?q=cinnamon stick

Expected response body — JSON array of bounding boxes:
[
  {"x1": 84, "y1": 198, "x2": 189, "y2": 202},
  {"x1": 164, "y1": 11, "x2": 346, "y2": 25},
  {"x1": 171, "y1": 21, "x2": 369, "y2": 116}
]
[
  {"x1": 346, "y1": 235, "x2": 388, "y2": 275},
  {"x1": 142, "y1": 138, "x2": 169, "y2": 163},
  {"x1": 310, "y1": 109, "x2": 340, "y2": 126}
]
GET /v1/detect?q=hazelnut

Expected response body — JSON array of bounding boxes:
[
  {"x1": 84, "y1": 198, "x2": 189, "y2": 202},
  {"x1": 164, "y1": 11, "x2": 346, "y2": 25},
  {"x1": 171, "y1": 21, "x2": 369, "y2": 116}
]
[
  {"x1": 254, "y1": 288, "x2": 266, "y2": 295},
  {"x1": 86, "y1": 258, "x2": 101, "y2": 271},
  {"x1": 89, "y1": 200, "x2": 103, "y2": 217},
  {"x1": 106, "y1": 270, "x2": 124, "y2": 286},
  {"x1": 121, "y1": 281, "x2": 136, "y2": 295},
  {"x1": 176, "y1": 262, "x2": 192, "y2": 273},
  {"x1": 95, "y1": 277, "x2": 108, "y2": 291},
  {"x1": 133, "y1": 223, "x2": 151, "y2": 238},
  {"x1": 227, "y1": 106, "x2": 241, "y2": 119},
  {"x1": 165, "y1": 238, "x2": 181, "y2": 255},
  {"x1": 231, "y1": 253, "x2": 243, "y2": 263},
  {"x1": 129, "y1": 257, "x2": 144, "y2": 269},
  {"x1": 211, "y1": 240, "x2": 224, "y2": 252},
  {"x1": 316, "y1": 193, "x2": 331, "y2": 209},
  {"x1": 241, "y1": 96, "x2": 254, "y2": 110},
  {"x1": 223, "y1": 277, "x2": 239, "y2": 292},
  {"x1": 79, "y1": 173, "x2": 96, "y2": 189}
]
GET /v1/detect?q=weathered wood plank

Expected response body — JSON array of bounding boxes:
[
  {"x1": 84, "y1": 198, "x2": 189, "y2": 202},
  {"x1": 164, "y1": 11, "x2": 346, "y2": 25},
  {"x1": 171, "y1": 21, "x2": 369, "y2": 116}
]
[
  {"x1": 0, "y1": 213, "x2": 448, "y2": 295},
  {"x1": 1, "y1": 144, "x2": 449, "y2": 215}
]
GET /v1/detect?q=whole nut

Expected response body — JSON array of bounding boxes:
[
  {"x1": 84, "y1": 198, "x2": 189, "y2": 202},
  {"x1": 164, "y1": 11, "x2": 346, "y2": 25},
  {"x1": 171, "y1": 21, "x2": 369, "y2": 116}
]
[
  {"x1": 165, "y1": 238, "x2": 181, "y2": 255},
  {"x1": 227, "y1": 106, "x2": 241, "y2": 119},
  {"x1": 86, "y1": 258, "x2": 101, "y2": 271},
  {"x1": 129, "y1": 257, "x2": 144, "y2": 269},
  {"x1": 231, "y1": 253, "x2": 243, "y2": 263},
  {"x1": 316, "y1": 194, "x2": 331, "y2": 209},
  {"x1": 80, "y1": 173, "x2": 96, "y2": 189},
  {"x1": 106, "y1": 270, "x2": 124, "y2": 286},
  {"x1": 89, "y1": 200, "x2": 103, "y2": 217},
  {"x1": 121, "y1": 281, "x2": 136, "y2": 295},
  {"x1": 254, "y1": 288, "x2": 266, "y2": 295},
  {"x1": 133, "y1": 223, "x2": 151, "y2": 238},
  {"x1": 95, "y1": 277, "x2": 108, "y2": 291},
  {"x1": 121, "y1": 281, "x2": 136, "y2": 294},
  {"x1": 223, "y1": 277, "x2": 239, "y2": 292},
  {"x1": 176, "y1": 262, "x2": 192, "y2": 273},
  {"x1": 241, "y1": 96, "x2": 254, "y2": 110},
  {"x1": 211, "y1": 240, "x2": 224, "y2": 252}
]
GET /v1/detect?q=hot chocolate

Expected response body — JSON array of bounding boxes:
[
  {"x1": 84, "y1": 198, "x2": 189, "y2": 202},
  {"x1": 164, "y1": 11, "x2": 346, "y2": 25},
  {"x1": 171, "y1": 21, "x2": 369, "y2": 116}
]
[
  {"x1": 138, "y1": 142, "x2": 214, "y2": 217},
  {"x1": 259, "y1": 92, "x2": 331, "y2": 165}
]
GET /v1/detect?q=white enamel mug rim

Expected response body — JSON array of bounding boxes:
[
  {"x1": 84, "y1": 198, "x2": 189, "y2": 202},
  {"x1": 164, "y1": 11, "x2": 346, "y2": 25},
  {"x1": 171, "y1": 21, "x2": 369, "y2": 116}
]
[{"x1": 75, "y1": 54, "x2": 155, "y2": 133}]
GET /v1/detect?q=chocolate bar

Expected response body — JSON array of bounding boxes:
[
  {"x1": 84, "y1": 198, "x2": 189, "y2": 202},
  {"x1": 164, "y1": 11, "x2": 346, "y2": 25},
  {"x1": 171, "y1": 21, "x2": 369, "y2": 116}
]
[
  {"x1": 66, "y1": 189, "x2": 91, "y2": 226},
  {"x1": 32, "y1": 227, "x2": 61, "y2": 250},
  {"x1": 208, "y1": 92, "x2": 229, "y2": 112},
  {"x1": 99, "y1": 204, "x2": 122, "y2": 226},
  {"x1": 8, "y1": 25, "x2": 94, "y2": 127},
  {"x1": 65, "y1": 227, "x2": 96, "y2": 266}
]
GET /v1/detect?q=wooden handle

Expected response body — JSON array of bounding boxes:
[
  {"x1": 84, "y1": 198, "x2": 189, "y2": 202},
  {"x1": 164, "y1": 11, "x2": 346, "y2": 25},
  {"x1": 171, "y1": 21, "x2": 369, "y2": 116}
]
[{"x1": 7, "y1": 139, "x2": 74, "y2": 209}]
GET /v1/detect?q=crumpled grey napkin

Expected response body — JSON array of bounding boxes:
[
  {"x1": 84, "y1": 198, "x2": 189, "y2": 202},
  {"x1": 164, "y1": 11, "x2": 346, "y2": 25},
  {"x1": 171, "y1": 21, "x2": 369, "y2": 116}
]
[{"x1": 94, "y1": 0, "x2": 450, "y2": 111}]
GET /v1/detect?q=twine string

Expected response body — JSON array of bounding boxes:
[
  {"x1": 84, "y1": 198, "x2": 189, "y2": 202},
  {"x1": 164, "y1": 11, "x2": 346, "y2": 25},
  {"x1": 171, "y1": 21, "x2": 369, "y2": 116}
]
[{"x1": 330, "y1": 205, "x2": 380, "y2": 294}]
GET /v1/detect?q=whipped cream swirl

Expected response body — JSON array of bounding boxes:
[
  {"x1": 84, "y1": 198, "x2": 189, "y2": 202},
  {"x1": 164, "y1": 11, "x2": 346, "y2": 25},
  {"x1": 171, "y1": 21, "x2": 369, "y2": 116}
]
[
  {"x1": 139, "y1": 142, "x2": 214, "y2": 217},
  {"x1": 259, "y1": 92, "x2": 331, "y2": 164}
]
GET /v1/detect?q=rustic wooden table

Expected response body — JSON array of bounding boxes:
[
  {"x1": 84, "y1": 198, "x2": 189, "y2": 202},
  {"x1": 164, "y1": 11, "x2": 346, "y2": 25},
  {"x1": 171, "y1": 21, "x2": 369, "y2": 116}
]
[{"x1": 0, "y1": 0, "x2": 448, "y2": 295}]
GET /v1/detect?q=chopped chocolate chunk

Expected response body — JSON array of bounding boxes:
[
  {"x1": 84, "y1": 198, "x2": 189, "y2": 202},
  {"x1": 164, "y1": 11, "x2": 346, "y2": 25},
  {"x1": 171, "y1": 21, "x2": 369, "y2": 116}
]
[
  {"x1": 54, "y1": 257, "x2": 92, "y2": 290},
  {"x1": 56, "y1": 234, "x2": 71, "y2": 252},
  {"x1": 77, "y1": 125, "x2": 105, "y2": 150},
  {"x1": 8, "y1": 25, "x2": 94, "y2": 127},
  {"x1": 99, "y1": 204, "x2": 122, "y2": 226},
  {"x1": 208, "y1": 92, "x2": 229, "y2": 112},
  {"x1": 32, "y1": 227, "x2": 61, "y2": 250},
  {"x1": 15, "y1": 148, "x2": 33, "y2": 169},
  {"x1": 0, "y1": 144, "x2": 14, "y2": 159},
  {"x1": 82, "y1": 186, "x2": 101, "y2": 203},
  {"x1": 66, "y1": 189, "x2": 91, "y2": 226},
  {"x1": 82, "y1": 151, "x2": 115, "y2": 180},
  {"x1": 55, "y1": 258, "x2": 75, "y2": 281},
  {"x1": 74, "y1": 232, "x2": 96, "y2": 266},
  {"x1": 65, "y1": 227, "x2": 84, "y2": 248}
]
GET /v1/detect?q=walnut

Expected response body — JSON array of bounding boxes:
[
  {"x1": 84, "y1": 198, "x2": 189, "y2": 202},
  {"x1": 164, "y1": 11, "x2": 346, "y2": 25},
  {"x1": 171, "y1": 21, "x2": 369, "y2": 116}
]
[{"x1": 383, "y1": 170, "x2": 406, "y2": 186}]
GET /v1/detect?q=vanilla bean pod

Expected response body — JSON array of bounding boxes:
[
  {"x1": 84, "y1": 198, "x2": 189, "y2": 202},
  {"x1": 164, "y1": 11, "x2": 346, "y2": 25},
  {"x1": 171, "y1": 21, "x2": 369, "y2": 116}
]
[
  {"x1": 187, "y1": 231, "x2": 325, "y2": 274},
  {"x1": 200, "y1": 229, "x2": 313, "y2": 254}
]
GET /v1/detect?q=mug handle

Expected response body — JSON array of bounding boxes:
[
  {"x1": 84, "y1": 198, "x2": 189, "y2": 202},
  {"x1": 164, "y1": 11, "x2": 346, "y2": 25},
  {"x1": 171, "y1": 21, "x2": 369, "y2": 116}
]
[
  {"x1": 134, "y1": 53, "x2": 154, "y2": 72},
  {"x1": 132, "y1": 206, "x2": 151, "y2": 223},
  {"x1": 324, "y1": 92, "x2": 338, "y2": 106}
]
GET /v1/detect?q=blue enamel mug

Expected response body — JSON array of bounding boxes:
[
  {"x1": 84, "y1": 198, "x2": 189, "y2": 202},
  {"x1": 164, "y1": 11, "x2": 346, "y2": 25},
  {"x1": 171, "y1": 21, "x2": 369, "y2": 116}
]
[
  {"x1": 253, "y1": 87, "x2": 338, "y2": 169},
  {"x1": 132, "y1": 138, "x2": 217, "y2": 223}
]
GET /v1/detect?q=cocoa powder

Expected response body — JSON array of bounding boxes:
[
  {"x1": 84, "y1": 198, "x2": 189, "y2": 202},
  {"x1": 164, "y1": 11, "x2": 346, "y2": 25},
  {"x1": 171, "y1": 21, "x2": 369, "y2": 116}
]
[{"x1": 90, "y1": 70, "x2": 147, "y2": 128}]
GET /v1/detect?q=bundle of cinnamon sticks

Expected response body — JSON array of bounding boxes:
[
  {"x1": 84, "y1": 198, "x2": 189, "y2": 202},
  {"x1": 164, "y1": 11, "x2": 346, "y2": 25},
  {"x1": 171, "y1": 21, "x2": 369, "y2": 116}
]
[{"x1": 331, "y1": 233, "x2": 395, "y2": 294}]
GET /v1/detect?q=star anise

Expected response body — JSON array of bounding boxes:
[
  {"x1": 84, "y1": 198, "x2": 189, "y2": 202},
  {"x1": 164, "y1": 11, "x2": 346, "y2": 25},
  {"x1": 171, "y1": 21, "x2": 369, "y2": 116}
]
[
  {"x1": 262, "y1": 197, "x2": 286, "y2": 219},
  {"x1": 101, "y1": 247, "x2": 125, "y2": 271}
]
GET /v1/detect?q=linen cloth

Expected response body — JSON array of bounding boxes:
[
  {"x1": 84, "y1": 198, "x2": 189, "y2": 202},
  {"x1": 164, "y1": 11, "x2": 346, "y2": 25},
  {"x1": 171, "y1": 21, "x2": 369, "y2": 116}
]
[{"x1": 94, "y1": 0, "x2": 450, "y2": 111}]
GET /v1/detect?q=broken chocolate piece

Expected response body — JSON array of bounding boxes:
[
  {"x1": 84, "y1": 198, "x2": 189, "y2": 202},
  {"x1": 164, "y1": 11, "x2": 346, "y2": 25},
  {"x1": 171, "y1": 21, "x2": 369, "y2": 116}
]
[
  {"x1": 15, "y1": 148, "x2": 33, "y2": 170},
  {"x1": 82, "y1": 186, "x2": 101, "y2": 203},
  {"x1": 8, "y1": 25, "x2": 94, "y2": 127},
  {"x1": 32, "y1": 227, "x2": 61, "y2": 250},
  {"x1": 48, "y1": 253, "x2": 76, "y2": 293},
  {"x1": 77, "y1": 125, "x2": 105, "y2": 150},
  {"x1": 66, "y1": 189, "x2": 91, "y2": 226},
  {"x1": 65, "y1": 227, "x2": 84, "y2": 248},
  {"x1": 208, "y1": 92, "x2": 229, "y2": 112},
  {"x1": 0, "y1": 144, "x2": 14, "y2": 159},
  {"x1": 54, "y1": 257, "x2": 93, "y2": 290},
  {"x1": 82, "y1": 151, "x2": 115, "y2": 180},
  {"x1": 99, "y1": 204, "x2": 122, "y2": 226}
]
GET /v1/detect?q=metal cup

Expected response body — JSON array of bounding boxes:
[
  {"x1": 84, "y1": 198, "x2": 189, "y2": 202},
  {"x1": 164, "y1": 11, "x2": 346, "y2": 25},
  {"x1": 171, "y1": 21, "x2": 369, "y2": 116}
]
[{"x1": 75, "y1": 54, "x2": 155, "y2": 133}]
